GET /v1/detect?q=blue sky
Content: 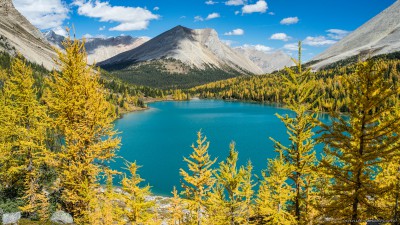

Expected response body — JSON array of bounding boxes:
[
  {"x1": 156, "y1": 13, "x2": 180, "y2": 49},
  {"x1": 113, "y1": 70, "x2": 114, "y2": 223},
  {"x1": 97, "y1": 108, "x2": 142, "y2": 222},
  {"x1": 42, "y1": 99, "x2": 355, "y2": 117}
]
[{"x1": 13, "y1": 0, "x2": 397, "y2": 61}]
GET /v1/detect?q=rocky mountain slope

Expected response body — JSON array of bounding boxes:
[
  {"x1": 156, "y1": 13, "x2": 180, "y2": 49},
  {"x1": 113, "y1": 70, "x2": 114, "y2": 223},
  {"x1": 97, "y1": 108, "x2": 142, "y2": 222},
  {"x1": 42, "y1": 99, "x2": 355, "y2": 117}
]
[
  {"x1": 44, "y1": 31, "x2": 149, "y2": 65},
  {"x1": 311, "y1": 0, "x2": 400, "y2": 69},
  {"x1": 235, "y1": 46, "x2": 294, "y2": 73},
  {"x1": 98, "y1": 25, "x2": 264, "y2": 75},
  {"x1": 0, "y1": 0, "x2": 57, "y2": 70}
]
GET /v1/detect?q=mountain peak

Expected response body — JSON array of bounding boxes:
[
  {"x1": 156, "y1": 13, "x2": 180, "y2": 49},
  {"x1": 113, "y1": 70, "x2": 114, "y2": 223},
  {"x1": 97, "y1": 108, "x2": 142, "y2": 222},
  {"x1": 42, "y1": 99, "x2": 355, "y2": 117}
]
[
  {"x1": 99, "y1": 25, "x2": 263, "y2": 74},
  {"x1": 172, "y1": 25, "x2": 189, "y2": 30}
]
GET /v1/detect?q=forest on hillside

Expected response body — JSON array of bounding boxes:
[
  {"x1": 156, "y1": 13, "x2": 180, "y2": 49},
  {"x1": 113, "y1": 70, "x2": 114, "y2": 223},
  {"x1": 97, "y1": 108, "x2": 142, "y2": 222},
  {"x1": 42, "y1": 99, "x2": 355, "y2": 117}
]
[
  {"x1": 104, "y1": 58, "x2": 245, "y2": 90},
  {"x1": 192, "y1": 51, "x2": 400, "y2": 113},
  {"x1": 1, "y1": 38, "x2": 400, "y2": 225}
]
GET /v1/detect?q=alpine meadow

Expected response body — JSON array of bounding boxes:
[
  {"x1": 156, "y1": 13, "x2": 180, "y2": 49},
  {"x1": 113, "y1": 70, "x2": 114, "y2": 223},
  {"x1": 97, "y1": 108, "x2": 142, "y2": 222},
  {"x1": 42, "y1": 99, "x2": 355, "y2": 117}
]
[{"x1": 1, "y1": 0, "x2": 400, "y2": 224}]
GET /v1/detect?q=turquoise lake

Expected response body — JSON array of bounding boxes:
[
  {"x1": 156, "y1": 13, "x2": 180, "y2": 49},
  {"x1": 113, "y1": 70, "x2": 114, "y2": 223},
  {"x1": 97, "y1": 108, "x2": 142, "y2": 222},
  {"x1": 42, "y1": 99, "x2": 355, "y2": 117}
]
[{"x1": 112, "y1": 99, "x2": 329, "y2": 196}]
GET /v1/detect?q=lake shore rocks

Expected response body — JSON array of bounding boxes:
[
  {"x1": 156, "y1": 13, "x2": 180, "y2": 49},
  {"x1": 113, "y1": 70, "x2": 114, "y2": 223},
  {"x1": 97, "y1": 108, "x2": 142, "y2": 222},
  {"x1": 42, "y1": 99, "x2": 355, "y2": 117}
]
[
  {"x1": 2, "y1": 212, "x2": 21, "y2": 225},
  {"x1": 50, "y1": 211, "x2": 74, "y2": 224}
]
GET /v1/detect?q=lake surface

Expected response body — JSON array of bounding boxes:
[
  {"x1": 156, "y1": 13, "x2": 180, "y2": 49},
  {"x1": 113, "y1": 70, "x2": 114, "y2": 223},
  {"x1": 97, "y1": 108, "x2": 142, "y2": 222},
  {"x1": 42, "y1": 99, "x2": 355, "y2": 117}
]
[{"x1": 112, "y1": 99, "x2": 328, "y2": 196}]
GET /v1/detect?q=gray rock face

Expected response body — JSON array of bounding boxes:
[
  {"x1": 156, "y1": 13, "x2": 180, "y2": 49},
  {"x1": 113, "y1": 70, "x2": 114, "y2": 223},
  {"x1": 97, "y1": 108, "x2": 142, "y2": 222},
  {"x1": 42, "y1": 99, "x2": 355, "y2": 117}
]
[
  {"x1": 99, "y1": 25, "x2": 264, "y2": 75},
  {"x1": 44, "y1": 30, "x2": 65, "y2": 49},
  {"x1": 44, "y1": 31, "x2": 149, "y2": 65},
  {"x1": 235, "y1": 47, "x2": 294, "y2": 73},
  {"x1": 0, "y1": 0, "x2": 57, "y2": 70},
  {"x1": 311, "y1": 1, "x2": 400, "y2": 69},
  {"x1": 2, "y1": 212, "x2": 21, "y2": 225},
  {"x1": 50, "y1": 210, "x2": 74, "y2": 224}
]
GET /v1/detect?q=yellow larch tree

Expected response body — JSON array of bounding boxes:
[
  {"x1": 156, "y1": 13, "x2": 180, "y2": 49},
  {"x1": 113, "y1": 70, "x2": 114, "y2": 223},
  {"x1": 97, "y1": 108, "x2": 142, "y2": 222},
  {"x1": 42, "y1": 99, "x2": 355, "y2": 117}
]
[
  {"x1": 319, "y1": 60, "x2": 400, "y2": 223},
  {"x1": 121, "y1": 161, "x2": 155, "y2": 224},
  {"x1": 0, "y1": 57, "x2": 52, "y2": 221},
  {"x1": 44, "y1": 34, "x2": 120, "y2": 224},
  {"x1": 239, "y1": 160, "x2": 255, "y2": 225},
  {"x1": 255, "y1": 152, "x2": 295, "y2": 225},
  {"x1": 88, "y1": 169, "x2": 124, "y2": 225},
  {"x1": 169, "y1": 186, "x2": 185, "y2": 225},
  {"x1": 209, "y1": 142, "x2": 253, "y2": 225},
  {"x1": 270, "y1": 42, "x2": 319, "y2": 224},
  {"x1": 180, "y1": 131, "x2": 217, "y2": 225},
  {"x1": 207, "y1": 183, "x2": 229, "y2": 225}
]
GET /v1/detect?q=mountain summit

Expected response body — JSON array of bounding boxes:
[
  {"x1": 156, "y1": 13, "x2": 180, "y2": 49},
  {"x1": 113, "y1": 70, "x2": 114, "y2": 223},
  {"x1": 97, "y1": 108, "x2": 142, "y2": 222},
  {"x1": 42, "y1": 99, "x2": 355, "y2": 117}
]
[
  {"x1": 99, "y1": 25, "x2": 264, "y2": 74},
  {"x1": 0, "y1": 0, "x2": 56, "y2": 69},
  {"x1": 311, "y1": 1, "x2": 400, "y2": 69}
]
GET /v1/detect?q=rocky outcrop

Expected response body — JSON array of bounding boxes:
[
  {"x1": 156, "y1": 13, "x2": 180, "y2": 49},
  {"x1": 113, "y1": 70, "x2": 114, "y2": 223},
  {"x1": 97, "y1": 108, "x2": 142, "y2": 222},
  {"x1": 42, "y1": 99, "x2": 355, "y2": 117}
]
[
  {"x1": 235, "y1": 47, "x2": 294, "y2": 73},
  {"x1": 44, "y1": 31, "x2": 149, "y2": 65},
  {"x1": 50, "y1": 210, "x2": 74, "y2": 224},
  {"x1": 0, "y1": 0, "x2": 57, "y2": 70},
  {"x1": 2, "y1": 212, "x2": 21, "y2": 225},
  {"x1": 85, "y1": 36, "x2": 149, "y2": 64},
  {"x1": 311, "y1": 1, "x2": 400, "y2": 69}
]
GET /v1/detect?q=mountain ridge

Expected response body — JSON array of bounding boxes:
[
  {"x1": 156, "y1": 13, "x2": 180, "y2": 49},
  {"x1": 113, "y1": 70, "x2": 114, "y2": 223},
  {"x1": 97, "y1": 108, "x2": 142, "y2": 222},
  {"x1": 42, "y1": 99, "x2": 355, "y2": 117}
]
[
  {"x1": 0, "y1": 0, "x2": 57, "y2": 70},
  {"x1": 234, "y1": 47, "x2": 294, "y2": 73},
  {"x1": 43, "y1": 31, "x2": 150, "y2": 65},
  {"x1": 98, "y1": 25, "x2": 264, "y2": 75},
  {"x1": 311, "y1": 0, "x2": 400, "y2": 69}
]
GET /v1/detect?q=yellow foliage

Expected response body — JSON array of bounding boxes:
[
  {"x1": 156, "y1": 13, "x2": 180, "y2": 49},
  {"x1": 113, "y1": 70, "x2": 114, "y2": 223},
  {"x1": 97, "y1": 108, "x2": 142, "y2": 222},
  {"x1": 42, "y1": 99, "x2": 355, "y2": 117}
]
[
  {"x1": 121, "y1": 161, "x2": 155, "y2": 224},
  {"x1": 44, "y1": 34, "x2": 120, "y2": 224},
  {"x1": 0, "y1": 57, "x2": 52, "y2": 220},
  {"x1": 319, "y1": 60, "x2": 400, "y2": 223},
  {"x1": 180, "y1": 131, "x2": 216, "y2": 225}
]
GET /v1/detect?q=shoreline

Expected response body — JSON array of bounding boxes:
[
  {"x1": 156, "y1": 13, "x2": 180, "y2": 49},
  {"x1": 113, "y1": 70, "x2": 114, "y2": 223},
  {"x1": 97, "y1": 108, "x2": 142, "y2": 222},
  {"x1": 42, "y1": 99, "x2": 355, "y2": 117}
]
[{"x1": 117, "y1": 96, "x2": 340, "y2": 119}]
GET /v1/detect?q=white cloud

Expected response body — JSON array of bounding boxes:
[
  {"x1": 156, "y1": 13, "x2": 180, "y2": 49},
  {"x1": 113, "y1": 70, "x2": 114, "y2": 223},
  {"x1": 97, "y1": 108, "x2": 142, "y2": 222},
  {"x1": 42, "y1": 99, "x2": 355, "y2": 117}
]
[
  {"x1": 225, "y1": 0, "x2": 245, "y2": 6},
  {"x1": 270, "y1": 33, "x2": 290, "y2": 41},
  {"x1": 234, "y1": 11, "x2": 240, "y2": 15},
  {"x1": 205, "y1": 0, "x2": 218, "y2": 5},
  {"x1": 194, "y1": 16, "x2": 204, "y2": 22},
  {"x1": 180, "y1": 16, "x2": 187, "y2": 19},
  {"x1": 153, "y1": 6, "x2": 160, "y2": 11},
  {"x1": 284, "y1": 43, "x2": 298, "y2": 51},
  {"x1": 224, "y1": 28, "x2": 244, "y2": 36},
  {"x1": 280, "y1": 17, "x2": 299, "y2": 25},
  {"x1": 83, "y1": 33, "x2": 93, "y2": 38},
  {"x1": 99, "y1": 26, "x2": 106, "y2": 31},
  {"x1": 52, "y1": 26, "x2": 68, "y2": 37},
  {"x1": 206, "y1": 12, "x2": 220, "y2": 20},
  {"x1": 72, "y1": 0, "x2": 159, "y2": 31},
  {"x1": 326, "y1": 29, "x2": 350, "y2": 40},
  {"x1": 303, "y1": 36, "x2": 336, "y2": 46},
  {"x1": 82, "y1": 33, "x2": 107, "y2": 39},
  {"x1": 268, "y1": 12, "x2": 275, "y2": 15},
  {"x1": 13, "y1": 0, "x2": 69, "y2": 30},
  {"x1": 243, "y1": 44, "x2": 273, "y2": 52},
  {"x1": 242, "y1": 0, "x2": 267, "y2": 14}
]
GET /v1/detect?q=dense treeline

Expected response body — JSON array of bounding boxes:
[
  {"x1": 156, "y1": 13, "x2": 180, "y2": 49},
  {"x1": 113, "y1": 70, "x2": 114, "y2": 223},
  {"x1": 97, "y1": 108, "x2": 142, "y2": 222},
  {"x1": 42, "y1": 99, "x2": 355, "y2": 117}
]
[
  {"x1": 191, "y1": 53, "x2": 400, "y2": 113},
  {"x1": 104, "y1": 58, "x2": 244, "y2": 89},
  {"x1": 2, "y1": 37, "x2": 400, "y2": 225}
]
